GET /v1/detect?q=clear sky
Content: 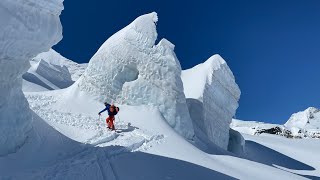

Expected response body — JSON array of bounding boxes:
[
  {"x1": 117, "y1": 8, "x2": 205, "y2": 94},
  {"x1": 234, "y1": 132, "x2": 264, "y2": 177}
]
[{"x1": 54, "y1": 0, "x2": 320, "y2": 124}]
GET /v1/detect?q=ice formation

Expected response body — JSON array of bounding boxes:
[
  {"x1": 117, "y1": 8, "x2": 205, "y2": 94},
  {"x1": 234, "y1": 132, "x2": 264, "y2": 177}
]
[
  {"x1": 23, "y1": 49, "x2": 87, "y2": 91},
  {"x1": 0, "y1": 0, "x2": 63, "y2": 155},
  {"x1": 32, "y1": 49, "x2": 87, "y2": 82},
  {"x1": 76, "y1": 12, "x2": 194, "y2": 138},
  {"x1": 182, "y1": 55, "x2": 241, "y2": 150}
]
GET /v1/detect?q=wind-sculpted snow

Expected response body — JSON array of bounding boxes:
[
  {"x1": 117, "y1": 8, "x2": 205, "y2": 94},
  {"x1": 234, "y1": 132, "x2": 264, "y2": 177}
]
[
  {"x1": 182, "y1": 55, "x2": 241, "y2": 150},
  {"x1": 76, "y1": 12, "x2": 194, "y2": 139},
  {"x1": 0, "y1": 0, "x2": 63, "y2": 155}
]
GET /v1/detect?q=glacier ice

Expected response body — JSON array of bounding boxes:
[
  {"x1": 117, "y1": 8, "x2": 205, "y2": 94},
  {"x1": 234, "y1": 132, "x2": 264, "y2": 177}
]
[
  {"x1": 75, "y1": 12, "x2": 194, "y2": 139},
  {"x1": 32, "y1": 49, "x2": 87, "y2": 82},
  {"x1": 182, "y1": 55, "x2": 241, "y2": 150},
  {"x1": 0, "y1": 0, "x2": 63, "y2": 155},
  {"x1": 22, "y1": 49, "x2": 87, "y2": 92}
]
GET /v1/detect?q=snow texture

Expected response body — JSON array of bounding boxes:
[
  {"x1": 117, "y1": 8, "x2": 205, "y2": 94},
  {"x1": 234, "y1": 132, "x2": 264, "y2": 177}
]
[
  {"x1": 76, "y1": 12, "x2": 194, "y2": 139},
  {"x1": 22, "y1": 49, "x2": 87, "y2": 92},
  {"x1": 32, "y1": 49, "x2": 87, "y2": 82},
  {"x1": 182, "y1": 55, "x2": 241, "y2": 150},
  {"x1": 0, "y1": 0, "x2": 63, "y2": 155},
  {"x1": 285, "y1": 107, "x2": 320, "y2": 138}
]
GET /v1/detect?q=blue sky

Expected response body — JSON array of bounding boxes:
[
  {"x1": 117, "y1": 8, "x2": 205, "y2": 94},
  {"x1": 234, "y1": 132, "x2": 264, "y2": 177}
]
[{"x1": 54, "y1": 0, "x2": 320, "y2": 124}]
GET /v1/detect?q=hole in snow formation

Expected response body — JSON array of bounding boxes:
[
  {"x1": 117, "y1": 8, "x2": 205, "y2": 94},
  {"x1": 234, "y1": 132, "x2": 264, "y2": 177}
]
[
  {"x1": 113, "y1": 63, "x2": 139, "y2": 90},
  {"x1": 123, "y1": 63, "x2": 139, "y2": 82}
]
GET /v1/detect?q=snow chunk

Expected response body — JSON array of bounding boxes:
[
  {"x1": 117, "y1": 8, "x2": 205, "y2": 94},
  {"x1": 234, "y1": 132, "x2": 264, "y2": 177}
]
[
  {"x1": 182, "y1": 55, "x2": 241, "y2": 150},
  {"x1": 0, "y1": 0, "x2": 63, "y2": 155},
  {"x1": 228, "y1": 128, "x2": 245, "y2": 156},
  {"x1": 75, "y1": 12, "x2": 194, "y2": 139}
]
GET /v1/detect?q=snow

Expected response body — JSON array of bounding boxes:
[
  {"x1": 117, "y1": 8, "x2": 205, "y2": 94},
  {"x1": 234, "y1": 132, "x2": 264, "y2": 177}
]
[
  {"x1": 232, "y1": 108, "x2": 320, "y2": 139},
  {"x1": 1, "y1": 5, "x2": 319, "y2": 179},
  {"x1": 231, "y1": 119, "x2": 280, "y2": 135},
  {"x1": 22, "y1": 79, "x2": 50, "y2": 92},
  {"x1": 228, "y1": 128, "x2": 245, "y2": 156},
  {"x1": 0, "y1": 88, "x2": 312, "y2": 179},
  {"x1": 284, "y1": 107, "x2": 320, "y2": 138},
  {"x1": 76, "y1": 12, "x2": 194, "y2": 139},
  {"x1": 33, "y1": 49, "x2": 88, "y2": 81},
  {"x1": 22, "y1": 49, "x2": 87, "y2": 92},
  {"x1": 285, "y1": 107, "x2": 320, "y2": 129},
  {"x1": 0, "y1": 0, "x2": 63, "y2": 155},
  {"x1": 182, "y1": 55, "x2": 241, "y2": 150}
]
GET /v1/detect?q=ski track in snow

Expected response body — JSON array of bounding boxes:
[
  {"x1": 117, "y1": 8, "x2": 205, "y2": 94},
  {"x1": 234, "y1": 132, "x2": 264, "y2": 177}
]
[
  {"x1": 25, "y1": 93, "x2": 164, "y2": 149},
  {"x1": 22, "y1": 92, "x2": 165, "y2": 179}
]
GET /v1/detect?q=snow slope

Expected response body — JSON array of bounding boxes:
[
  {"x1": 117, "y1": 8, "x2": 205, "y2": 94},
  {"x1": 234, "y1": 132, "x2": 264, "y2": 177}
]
[
  {"x1": 76, "y1": 12, "x2": 193, "y2": 139},
  {"x1": 23, "y1": 49, "x2": 87, "y2": 92},
  {"x1": 0, "y1": 87, "x2": 314, "y2": 179},
  {"x1": 182, "y1": 55, "x2": 241, "y2": 150},
  {"x1": 0, "y1": 0, "x2": 63, "y2": 155}
]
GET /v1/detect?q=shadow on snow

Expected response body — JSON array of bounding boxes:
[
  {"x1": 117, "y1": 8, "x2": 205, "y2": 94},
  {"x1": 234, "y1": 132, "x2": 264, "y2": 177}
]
[
  {"x1": 0, "y1": 111, "x2": 235, "y2": 180},
  {"x1": 245, "y1": 140, "x2": 318, "y2": 179}
]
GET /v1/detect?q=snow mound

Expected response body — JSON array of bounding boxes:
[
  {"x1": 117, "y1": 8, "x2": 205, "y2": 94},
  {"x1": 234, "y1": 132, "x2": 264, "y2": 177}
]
[
  {"x1": 182, "y1": 55, "x2": 241, "y2": 150},
  {"x1": 285, "y1": 107, "x2": 320, "y2": 129},
  {"x1": 284, "y1": 107, "x2": 320, "y2": 138},
  {"x1": 0, "y1": 0, "x2": 63, "y2": 155},
  {"x1": 22, "y1": 49, "x2": 87, "y2": 92},
  {"x1": 76, "y1": 12, "x2": 194, "y2": 139}
]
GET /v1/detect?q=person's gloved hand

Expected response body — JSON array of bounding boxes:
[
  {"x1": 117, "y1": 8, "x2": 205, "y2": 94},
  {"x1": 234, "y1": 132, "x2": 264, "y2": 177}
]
[{"x1": 98, "y1": 113, "x2": 101, "y2": 116}]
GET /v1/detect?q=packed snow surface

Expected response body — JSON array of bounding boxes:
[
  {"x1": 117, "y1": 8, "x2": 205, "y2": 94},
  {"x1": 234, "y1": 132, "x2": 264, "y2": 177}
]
[
  {"x1": 0, "y1": 0, "x2": 63, "y2": 155},
  {"x1": 1, "y1": 88, "x2": 317, "y2": 179},
  {"x1": 182, "y1": 55, "x2": 241, "y2": 150}
]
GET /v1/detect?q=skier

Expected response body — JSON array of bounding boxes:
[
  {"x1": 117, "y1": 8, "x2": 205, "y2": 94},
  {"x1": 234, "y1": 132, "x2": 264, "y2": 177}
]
[{"x1": 98, "y1": 102, "x2": 120, "y2": 130}]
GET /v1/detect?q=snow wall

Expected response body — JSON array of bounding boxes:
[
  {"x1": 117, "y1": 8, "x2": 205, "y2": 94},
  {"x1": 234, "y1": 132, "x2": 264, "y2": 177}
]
[{"x1": 0, "y1": 0, "x2": 63, "y2": 155}]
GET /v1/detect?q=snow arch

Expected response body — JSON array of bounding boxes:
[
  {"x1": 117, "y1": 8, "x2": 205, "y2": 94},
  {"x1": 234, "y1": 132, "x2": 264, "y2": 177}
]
[{"x1": 76, "y1": 13, "x2": 194, "y2": 138}]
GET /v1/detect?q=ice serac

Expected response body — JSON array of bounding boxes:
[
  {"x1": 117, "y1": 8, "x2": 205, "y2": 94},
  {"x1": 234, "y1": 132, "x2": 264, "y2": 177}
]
[
  {"x1": 182, "y1": 55, "x2": 241, "y2": 150},
  {"x1": 76, "y1": 12, "x2": 194, "y2": 138},
  {"x1": 32, "y1": 49, "x2": 87, "y2": 82},
  {"x1": 0, "y1": 0, "x2": 63, "y2": 155},
  {"x1": 22, "y1": 49, "x2": 87, "y2": 92}
]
